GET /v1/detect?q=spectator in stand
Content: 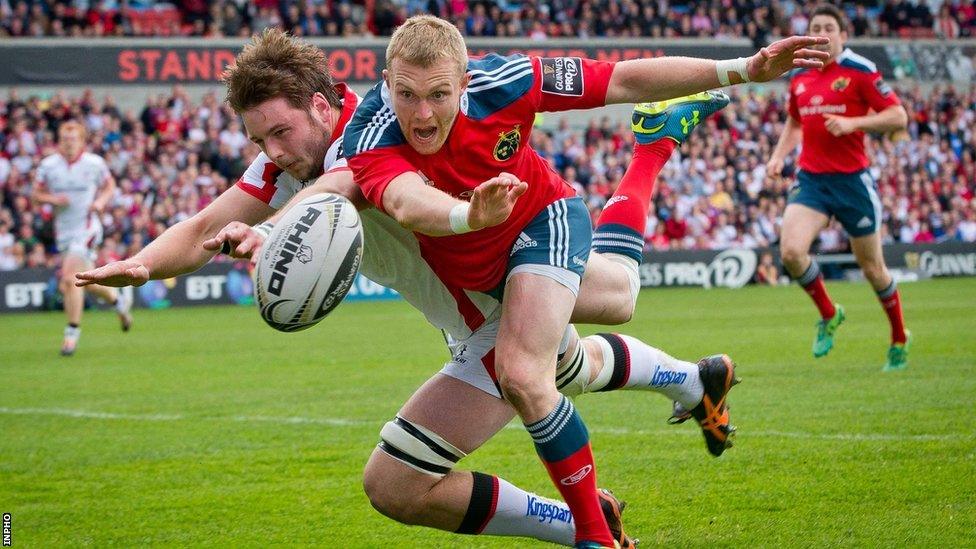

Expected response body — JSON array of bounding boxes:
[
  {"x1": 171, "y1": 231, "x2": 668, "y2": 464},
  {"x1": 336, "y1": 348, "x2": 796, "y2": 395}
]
[
  {"x1": 1, "y1": 0, "x2": 973, "y2": 38},
  {"x1": 755, "y1": 251, "x2": 781, "y2": 285}
]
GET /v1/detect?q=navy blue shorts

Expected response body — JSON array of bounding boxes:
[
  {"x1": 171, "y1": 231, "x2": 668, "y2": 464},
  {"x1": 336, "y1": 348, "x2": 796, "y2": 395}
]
[
  {"x1": 789, "y1": 169, "x2": 883, "y2": 238},
  {"x1": 487, "y1": 197, "x2": 591, "y2": 300}
]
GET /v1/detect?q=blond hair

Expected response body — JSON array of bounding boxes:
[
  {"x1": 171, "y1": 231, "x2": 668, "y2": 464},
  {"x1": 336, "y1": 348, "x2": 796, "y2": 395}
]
[
  {"x1": 58, "y1": 120, "x2": 87, "y2": 141},
  {"x1": 386, "y1": 15, "x2": 467, "y2": 77},
  {"x1": 223, "y1": 28, "x2": 339, "y2": 113}
]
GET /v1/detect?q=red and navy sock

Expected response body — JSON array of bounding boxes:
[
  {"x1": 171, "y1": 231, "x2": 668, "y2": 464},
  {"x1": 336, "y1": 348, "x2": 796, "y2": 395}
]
[
  {"x1": 592, "y1": 139, "x2": 675, "y2": 263},
  {"x1": 876, "y1": 280, "x2": 907, "y2": 344},
  {"x1": 456, "y1": 472, "x2": 499, "y2": 535},
  {"x1": 525, "y1": 395, "x2": 612, "y2": 546},
  {"x1": 795, "y1": 260, "x2": 836, "y2": 320}
]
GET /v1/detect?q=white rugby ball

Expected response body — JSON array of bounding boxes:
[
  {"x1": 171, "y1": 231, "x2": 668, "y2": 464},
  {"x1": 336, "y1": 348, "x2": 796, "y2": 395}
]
[{"x1": 253, "y1": 193, "x2": 363, "y2": 332}]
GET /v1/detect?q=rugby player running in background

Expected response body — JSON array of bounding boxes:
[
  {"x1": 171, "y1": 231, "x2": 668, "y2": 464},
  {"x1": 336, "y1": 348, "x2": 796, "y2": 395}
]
[
  {"x1": 32, "y1": 121, "x2": 132, "y2": 356},
  {"x1": 767, "y1": 4, "x2": 910, "y2": 370}
]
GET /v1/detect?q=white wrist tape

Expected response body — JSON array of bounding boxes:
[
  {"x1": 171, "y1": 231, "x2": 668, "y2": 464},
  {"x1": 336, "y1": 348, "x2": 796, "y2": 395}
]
[
  {"x1": 716, "y1": 57, "x2": 750, "y2": 87},
  {"x1": 251, "y1": 221, "x2": 274, "y2": 238},
  {"x1": 449, "y1": 203, "x2": 473, "y2": 234}
]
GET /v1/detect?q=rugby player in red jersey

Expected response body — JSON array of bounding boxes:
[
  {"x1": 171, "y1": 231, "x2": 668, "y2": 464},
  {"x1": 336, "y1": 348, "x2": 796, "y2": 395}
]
[
  {"x1": 767, "y1": 4, "x2": 910, "y2": 371},
  {"x1": 345, "y1": 15, "x2": 829, "y2": 547}
]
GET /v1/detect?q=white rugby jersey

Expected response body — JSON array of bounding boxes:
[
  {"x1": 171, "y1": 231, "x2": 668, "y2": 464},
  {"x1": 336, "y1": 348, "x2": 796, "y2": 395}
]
[
  {"x1": 234, "y1": 84, "x2": 500, "y2": 339},
  {"x1": 35, "y1": 152, "x2": 110, "y2": 239}
]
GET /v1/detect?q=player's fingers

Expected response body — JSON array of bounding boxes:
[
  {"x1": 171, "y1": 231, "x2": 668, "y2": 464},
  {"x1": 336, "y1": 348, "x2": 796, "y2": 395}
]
[
  {"x1": 497, "y1": 171, "x2": 520, "y2": 185},
  {"x1": 795, "y1": 48, "x2": 830, "y2": 60},
  {"x1": 509, "y1": 180, "x2": 528, "y2": 198},
  {"x1": 201, "y1": 233, "x2": 226, "y2": 250},
  {"x1": 74, "y1": 274, "x2": 98, "y2": 287},
  {"x1": 125, "y1": 266, "x2": 149, "y2": 282},
  {"x1": 234, "y1": 238, "x2": 257, "y2": 259},
  {"x1": 793, "y1": 59, "x2": 825, "y2": 69}
]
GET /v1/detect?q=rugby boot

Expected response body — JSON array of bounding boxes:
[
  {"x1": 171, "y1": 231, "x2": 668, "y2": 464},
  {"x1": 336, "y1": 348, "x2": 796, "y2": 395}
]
[
  {"x1": 115, "y1": 292, "x2": 133, "y2": 332},
  {"x1": 598, "y1": 488, "x2": 638, "y2": 548},
  {"x1": 813, "y1": 304, "x2": 846, "y2": 358},
  {"x1": 883, "y1": 330, "x2": 911, "y2": 372},
  {"x1": 61, "y1": 325, "x2": 80, "y2": 356},
  {"x1": 631, "y1": 91, "x2": 730, "y2": 145},
  {"x1": 669, "y1": 354, "x2": 740, "y2": 457}
]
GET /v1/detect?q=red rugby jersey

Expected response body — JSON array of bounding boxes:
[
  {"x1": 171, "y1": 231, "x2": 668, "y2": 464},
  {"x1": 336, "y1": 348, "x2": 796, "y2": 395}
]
[
  {"x1": 788, "y1": 48, "x2": 901, "y2": 174},
  {"x1": 345, "y1": 54, "x2": 614, "y2": 291}
]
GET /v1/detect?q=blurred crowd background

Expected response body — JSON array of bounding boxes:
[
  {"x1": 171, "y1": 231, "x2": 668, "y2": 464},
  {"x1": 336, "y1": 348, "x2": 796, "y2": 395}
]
[
  {"x1": 1, "y1": 82, "x2": 974, "y2": 273},
  {"x1": 1, "y1": 0, "x2": 975, "y2": 41}
]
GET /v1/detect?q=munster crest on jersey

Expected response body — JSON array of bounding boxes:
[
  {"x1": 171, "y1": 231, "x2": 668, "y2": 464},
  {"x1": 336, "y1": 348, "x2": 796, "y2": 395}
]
[
  {"x1": 831, "y1": 77, "x2": 851, "y2": 92},
  {"x1": 493, "y1": 125, "x2": 521, "y2": 161}
]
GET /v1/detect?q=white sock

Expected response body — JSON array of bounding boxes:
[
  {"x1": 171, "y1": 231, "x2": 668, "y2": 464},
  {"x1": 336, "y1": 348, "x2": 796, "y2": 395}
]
[
  {"x1": 471, "y1": 474, "x2": 576, "y2": 546},
  {"x1": 587, "y1": 333, "x2": 704, "y2": 410}
]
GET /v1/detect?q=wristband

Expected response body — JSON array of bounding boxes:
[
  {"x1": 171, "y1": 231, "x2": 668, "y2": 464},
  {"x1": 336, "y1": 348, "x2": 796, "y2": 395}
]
[
  {"x1": 716, "y1": 58, "x2": 750, "y2": 87},
  {"x1": 448, "y1": 203, "x2": 473, "y2": 234},
  {"x1": 252, "y1": 221, "x2": 274, "y2": 238}
]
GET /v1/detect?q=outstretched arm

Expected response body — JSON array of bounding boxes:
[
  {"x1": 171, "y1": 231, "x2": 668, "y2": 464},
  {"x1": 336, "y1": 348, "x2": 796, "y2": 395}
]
[
  {"x1": 605, "y1": 36, "x2": 830, "y2": 104},
  {"x1": 382, "y1": 172, "x2": 527, "y2": 237},
  {"x1": 76, "y1": 186, "x2": 274, "y2": 287}
]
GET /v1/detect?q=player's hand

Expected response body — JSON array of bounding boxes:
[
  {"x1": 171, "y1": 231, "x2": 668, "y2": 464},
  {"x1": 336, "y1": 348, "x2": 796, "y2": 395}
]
[
  {"x1": 468, "y1": 173, "x2": 528, "y2": 231},
  {"x1": 50, "y1": 194, "x2": 70, "y2": 207},
  {"x1": 823, "y1": 114, "x2": 857, "y2": 136},
  {"x1": 766, "y1": 156, "x2": 785, "y2": 180},
  {"x1": 747, "y1": 36, "x2": 830, "y2": 82},
  {"x1": 202, "y1": 221, "x2": 266, "y2": 261},
  {"x1": 75, "y1": 259, "x2": 150, "y2": 287}
]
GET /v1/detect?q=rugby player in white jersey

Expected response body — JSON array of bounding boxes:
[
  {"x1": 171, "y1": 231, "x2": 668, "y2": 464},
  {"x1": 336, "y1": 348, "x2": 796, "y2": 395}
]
[
  {"x1": 32, "y1": 120, "x2": 133, "y2": 356},
  {"x1": 77, "y1": 29, "x2": 739, "y2": 547}
]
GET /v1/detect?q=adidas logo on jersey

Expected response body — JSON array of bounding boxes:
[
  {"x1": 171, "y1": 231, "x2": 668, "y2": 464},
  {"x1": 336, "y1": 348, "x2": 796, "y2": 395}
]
[
  {"x1": 511, "y1": 232, "x2": 538, "y2": 255},
  {"x1": 857, "y1": 216, "x2": 873, "y2": 228}
]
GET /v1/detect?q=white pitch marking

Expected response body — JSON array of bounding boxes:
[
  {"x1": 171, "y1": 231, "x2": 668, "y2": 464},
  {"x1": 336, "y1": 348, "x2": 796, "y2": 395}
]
[{"x1": 0, "y1": 407, "x2": 967, "y2": 443}]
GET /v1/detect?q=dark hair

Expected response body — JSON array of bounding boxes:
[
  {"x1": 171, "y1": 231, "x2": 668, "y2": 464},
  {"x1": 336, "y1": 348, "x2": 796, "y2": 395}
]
[
  {"x1": 222, "y1": 28, "x2": 340, "y2": 113},
  {"x1": 810, "y1": 3, "x2": 847, "y2": 33}
]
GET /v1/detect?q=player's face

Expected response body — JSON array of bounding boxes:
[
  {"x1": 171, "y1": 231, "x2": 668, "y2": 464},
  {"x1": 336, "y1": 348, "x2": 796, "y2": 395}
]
[
  {"x1": 385, "y1": 58, "x2": 469, "y2": 155},
  {"x1": 241, "y1": 94, "x2": 333, "y2": 181},
  {"x1": 808, "y1": 15, "x2": 846, "y2": 61},
  {"x1": 58, "y1": 129, "x2": 85, "y2": 159}
]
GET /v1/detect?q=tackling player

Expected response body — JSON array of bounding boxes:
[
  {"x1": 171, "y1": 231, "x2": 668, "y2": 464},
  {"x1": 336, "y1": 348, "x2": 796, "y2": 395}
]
[
  {"x1": 767, "y1": 4, "x2": 910, "y2": 370},
  {"x1": 31, "y1": 121, "x2": 133, "y2": 356}
]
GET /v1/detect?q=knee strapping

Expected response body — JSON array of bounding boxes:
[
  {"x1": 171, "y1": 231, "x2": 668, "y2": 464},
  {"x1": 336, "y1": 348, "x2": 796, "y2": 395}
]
[
  {"x1": 378, "y1": 416, "x2": 466, "y2": 478},
  {"x1": 555, "y1": 337, "x2": 589, "y2": 397}
]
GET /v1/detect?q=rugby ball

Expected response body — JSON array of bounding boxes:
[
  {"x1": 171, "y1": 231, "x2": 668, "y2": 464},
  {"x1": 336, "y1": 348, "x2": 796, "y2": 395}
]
[{"x1": 253, "y1": 193, "x2": 363, "y2": 332}]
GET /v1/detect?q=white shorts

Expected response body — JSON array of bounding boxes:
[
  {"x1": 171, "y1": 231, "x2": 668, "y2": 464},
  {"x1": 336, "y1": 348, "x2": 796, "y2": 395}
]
[
  {"x1": 439, "y1": 320, "x2": 575, "y2": 399},
  {"x1": 57, "y1": 219, "x2": 102, "y2": 263}
]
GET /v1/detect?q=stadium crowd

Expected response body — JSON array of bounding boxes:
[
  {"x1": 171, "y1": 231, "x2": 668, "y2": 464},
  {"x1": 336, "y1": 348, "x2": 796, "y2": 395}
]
[
  {"x1": 1, "y1": 0, "x2": 975, "y2": 40},
  {"x1": 0, "y1": 82, "x2": 975, "y2": 272}
]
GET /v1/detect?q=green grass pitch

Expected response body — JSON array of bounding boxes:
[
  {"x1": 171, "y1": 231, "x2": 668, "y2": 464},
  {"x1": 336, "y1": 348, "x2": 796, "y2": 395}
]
[{"x1": 1, "y1": 278, "x2": 974, "y2": 547}]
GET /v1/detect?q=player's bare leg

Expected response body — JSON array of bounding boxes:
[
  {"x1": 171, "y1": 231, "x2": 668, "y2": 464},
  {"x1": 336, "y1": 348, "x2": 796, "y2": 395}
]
[
  {"x1": 850, "y1": 232, "x2": 909, "y2": 370},
  {"x1": 364, "y1": 374, "x2": 634, "y2": 547},
  {"x1": 59, "y1": 253, "x2": 88, "y2": 356},
  {"x1": 496, "y1": 273, "x2": 613, "y2": 548},
  {"x1": 573, "y1": 254, "x2": 635, "y2": 325},
  {"x1": 781, "y1": 203, "x2": 845, "y2": 357}
]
